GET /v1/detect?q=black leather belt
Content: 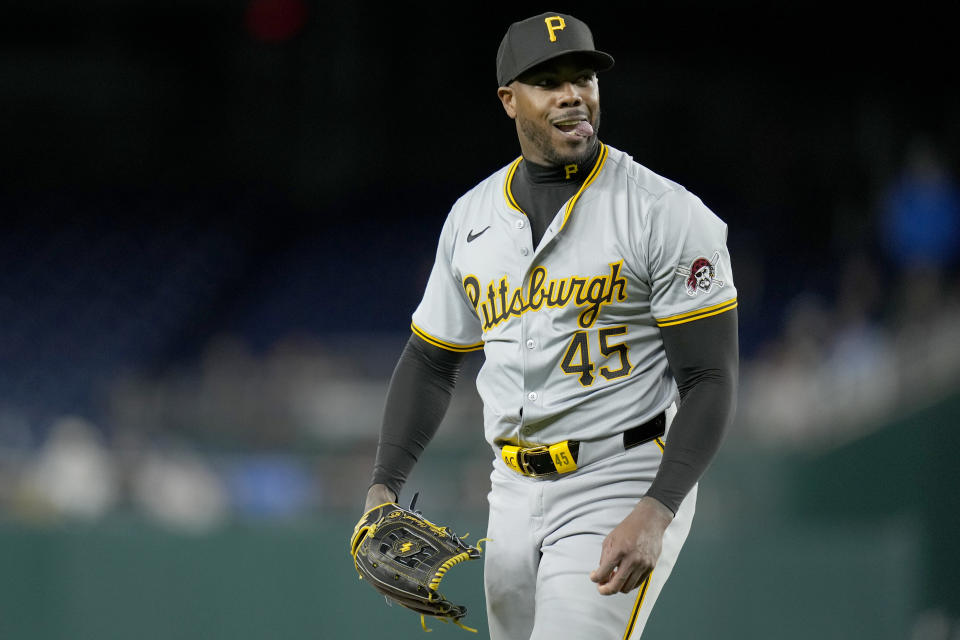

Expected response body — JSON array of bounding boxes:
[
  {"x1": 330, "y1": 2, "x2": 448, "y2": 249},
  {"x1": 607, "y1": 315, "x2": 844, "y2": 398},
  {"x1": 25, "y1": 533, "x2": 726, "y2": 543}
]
[
  {"x1": 623, "y1": 411, "x2": 667, "y2": 450},
  {"x1": 501, "y1": 411, "x2": 666, "y2": 477}
]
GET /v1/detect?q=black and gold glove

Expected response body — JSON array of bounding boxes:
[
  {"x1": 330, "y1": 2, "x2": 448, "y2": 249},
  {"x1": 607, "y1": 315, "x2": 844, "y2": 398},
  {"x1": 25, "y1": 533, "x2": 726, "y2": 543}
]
[{"x1": 350, "y1": 496, "x2": 486, "y2": 633}]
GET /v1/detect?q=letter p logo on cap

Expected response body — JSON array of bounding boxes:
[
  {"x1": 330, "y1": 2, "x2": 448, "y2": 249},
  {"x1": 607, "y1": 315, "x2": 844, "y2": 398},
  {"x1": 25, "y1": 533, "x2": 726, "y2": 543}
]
[{"x1": 544, "y1": 16, "x2": 566, "y2": 42}]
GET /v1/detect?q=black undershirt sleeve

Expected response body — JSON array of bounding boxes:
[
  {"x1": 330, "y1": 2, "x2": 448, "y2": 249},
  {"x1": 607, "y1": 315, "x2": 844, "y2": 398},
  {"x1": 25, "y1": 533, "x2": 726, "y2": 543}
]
[
  {"x1": 370, "y1": 333, "x2": 467, "y2": 500},
  {"x1": 645, "y1": 309, "x2": 739, "y2": 514}
]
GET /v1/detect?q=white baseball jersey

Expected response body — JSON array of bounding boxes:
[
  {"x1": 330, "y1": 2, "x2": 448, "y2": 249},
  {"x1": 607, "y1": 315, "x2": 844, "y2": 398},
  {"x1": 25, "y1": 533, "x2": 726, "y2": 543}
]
[{"x1": 411, "y1": 143, "x2": 737, "y2": 448}]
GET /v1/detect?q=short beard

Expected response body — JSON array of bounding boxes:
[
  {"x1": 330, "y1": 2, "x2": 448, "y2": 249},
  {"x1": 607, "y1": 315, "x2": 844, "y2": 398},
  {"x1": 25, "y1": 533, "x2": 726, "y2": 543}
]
[{"x1": 517, "y1": 109, "x2": 601, "y2": 167}]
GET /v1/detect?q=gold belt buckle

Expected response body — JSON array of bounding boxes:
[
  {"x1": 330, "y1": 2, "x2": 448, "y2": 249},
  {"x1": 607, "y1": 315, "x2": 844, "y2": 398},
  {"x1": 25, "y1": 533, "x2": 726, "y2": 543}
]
[{"x1": 519, "y1": 445, "x2": 550, "y2": 477}]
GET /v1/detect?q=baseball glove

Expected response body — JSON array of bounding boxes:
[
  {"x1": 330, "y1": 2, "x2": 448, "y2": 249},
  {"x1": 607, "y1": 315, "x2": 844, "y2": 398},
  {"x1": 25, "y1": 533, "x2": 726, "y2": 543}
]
[{"x1": 350, "y1": 495, "x2": 487, "y2": 633}]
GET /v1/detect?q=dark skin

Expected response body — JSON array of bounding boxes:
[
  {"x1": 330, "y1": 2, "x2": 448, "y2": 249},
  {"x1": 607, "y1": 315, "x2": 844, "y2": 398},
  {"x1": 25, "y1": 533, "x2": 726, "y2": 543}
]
[
  {"x1": 497, "y1": 59, "x2": 601, "y2": 167},
  {"x1": 364, "y1": 483, "x2": 396, "y2": 512}
]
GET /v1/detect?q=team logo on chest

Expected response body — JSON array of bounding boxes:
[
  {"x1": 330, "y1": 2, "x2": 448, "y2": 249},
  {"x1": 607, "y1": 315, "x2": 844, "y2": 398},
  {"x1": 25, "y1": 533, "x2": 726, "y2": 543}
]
[{"x1": 674, "y1": 252, "x2": 725, "y2": 296}]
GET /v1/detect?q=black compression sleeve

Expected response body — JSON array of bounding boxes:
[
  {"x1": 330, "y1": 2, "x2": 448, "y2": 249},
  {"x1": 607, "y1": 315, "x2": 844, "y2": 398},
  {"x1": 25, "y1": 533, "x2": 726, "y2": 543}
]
[
  {"x1": 645, "y1": 309, "x2": 739, "y2": 514},
  {"x1": 370, "y1": 333, "x2": 466, "y2": 499}
]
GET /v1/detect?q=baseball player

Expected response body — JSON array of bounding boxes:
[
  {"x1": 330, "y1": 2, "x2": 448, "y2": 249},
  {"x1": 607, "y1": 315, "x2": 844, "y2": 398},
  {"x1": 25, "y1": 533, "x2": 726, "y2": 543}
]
[{"x1": 362, "y1": 11, "x2": 739, "y2": 639}]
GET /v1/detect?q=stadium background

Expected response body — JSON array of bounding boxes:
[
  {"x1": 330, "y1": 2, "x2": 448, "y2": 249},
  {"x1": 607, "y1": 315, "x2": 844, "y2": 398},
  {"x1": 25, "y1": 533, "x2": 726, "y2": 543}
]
[{"x1": 1, "y1": 2, "x2": 958, "y2": 638}]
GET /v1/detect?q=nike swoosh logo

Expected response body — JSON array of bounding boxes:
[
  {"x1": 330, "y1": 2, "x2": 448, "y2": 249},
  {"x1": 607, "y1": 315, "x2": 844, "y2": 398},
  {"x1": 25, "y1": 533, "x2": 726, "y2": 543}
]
[{"x1": 467, "y1": 226, "x2": 491, "y2": 243}]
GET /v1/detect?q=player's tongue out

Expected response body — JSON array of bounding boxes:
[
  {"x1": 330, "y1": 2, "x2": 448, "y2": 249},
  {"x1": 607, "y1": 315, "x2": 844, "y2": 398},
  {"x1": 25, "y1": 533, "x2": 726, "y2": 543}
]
[
  {"x1": 572, "y1": 121, "x2": 594, "y2": 137},
  {"x1": 556, "y1": 120, "x2": 594, "y2": 138}
]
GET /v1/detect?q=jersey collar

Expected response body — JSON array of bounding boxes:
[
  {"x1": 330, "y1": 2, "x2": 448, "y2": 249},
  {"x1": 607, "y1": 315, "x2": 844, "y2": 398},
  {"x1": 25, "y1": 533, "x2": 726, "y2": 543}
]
[{"x1": 503, "y1": 143, "x2": 609, "y2": 232}]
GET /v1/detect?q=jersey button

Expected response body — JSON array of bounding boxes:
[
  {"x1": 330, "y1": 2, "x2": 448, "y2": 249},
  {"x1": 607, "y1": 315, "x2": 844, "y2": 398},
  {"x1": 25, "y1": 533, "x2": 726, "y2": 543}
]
[
  {"x1": 515, "y1": 219, "x2": 525, "y2": 229},
  {"x1": 527, "y1": 391, "x2": 538, "y2": 401},
  {"x1": 526, "y1": 339, "x2": 535, "y2": 349},
  {"x1": 520, "y1": 247, "x2": 529, "y2": 256}
]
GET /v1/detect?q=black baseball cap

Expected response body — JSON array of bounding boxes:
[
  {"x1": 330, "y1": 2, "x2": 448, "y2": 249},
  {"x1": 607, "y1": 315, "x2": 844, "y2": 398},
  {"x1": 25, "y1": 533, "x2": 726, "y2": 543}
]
[{"x1": 496, "y1": 12, "x2": 614, "y2": 87}]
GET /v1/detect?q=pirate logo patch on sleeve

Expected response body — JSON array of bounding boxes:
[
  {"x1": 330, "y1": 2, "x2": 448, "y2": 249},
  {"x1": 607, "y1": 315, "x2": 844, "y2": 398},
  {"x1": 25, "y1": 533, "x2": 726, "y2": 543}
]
[{"x1": 674, "y1": 252, "x2": 725, "y2": 296}]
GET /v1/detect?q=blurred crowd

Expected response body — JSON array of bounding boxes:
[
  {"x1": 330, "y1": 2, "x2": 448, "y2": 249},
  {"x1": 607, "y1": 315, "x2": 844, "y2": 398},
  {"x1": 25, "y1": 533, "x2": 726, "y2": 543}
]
[
  {"x1": 0, "y1": 333, "x2": 486, "y2": 531},
  {"x1": 739, "y1": 136, "x2": 960, "y2": 448},
  {"x1": 1, "y1": 136, "x2": 958, "y2": 530}
]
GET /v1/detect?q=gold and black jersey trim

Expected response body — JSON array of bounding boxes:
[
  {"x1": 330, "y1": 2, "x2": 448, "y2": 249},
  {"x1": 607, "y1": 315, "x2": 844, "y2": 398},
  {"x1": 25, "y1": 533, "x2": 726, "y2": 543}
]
[
  {"x1": 559, "y1": 143, "x2": 607, "y2": 231},
  {"x1": 504, "y1": 157, "x2": 524, "y2": 213},
  {"x1": 503, "y1": 143, "x2": 609, "y2": 229},
  {"x1": 411, "y1": 323, "x2": 484, "y2": 353},
  {"x1": 655, "y1": 297, "x2": 738, "y2": 328}
]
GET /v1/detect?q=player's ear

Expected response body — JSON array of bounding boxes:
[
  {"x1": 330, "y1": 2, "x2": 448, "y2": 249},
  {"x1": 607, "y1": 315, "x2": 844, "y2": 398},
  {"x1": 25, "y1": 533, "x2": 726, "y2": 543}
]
[{"x1": 497, "y1": 86, "x2": 517, "y2": 119}]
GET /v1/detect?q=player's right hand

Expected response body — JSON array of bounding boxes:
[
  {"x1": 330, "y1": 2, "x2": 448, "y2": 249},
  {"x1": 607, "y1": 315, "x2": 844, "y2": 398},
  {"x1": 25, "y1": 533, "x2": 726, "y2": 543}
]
[{"x1": 590, "y1": 496, "x2": 674, "y2": 595}]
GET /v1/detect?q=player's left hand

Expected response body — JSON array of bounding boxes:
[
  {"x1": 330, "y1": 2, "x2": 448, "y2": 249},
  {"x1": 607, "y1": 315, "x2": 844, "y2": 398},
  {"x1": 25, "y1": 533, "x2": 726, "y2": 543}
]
[{"x1": 589, "y1": 496, "x2": 674, "y2": 595}]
